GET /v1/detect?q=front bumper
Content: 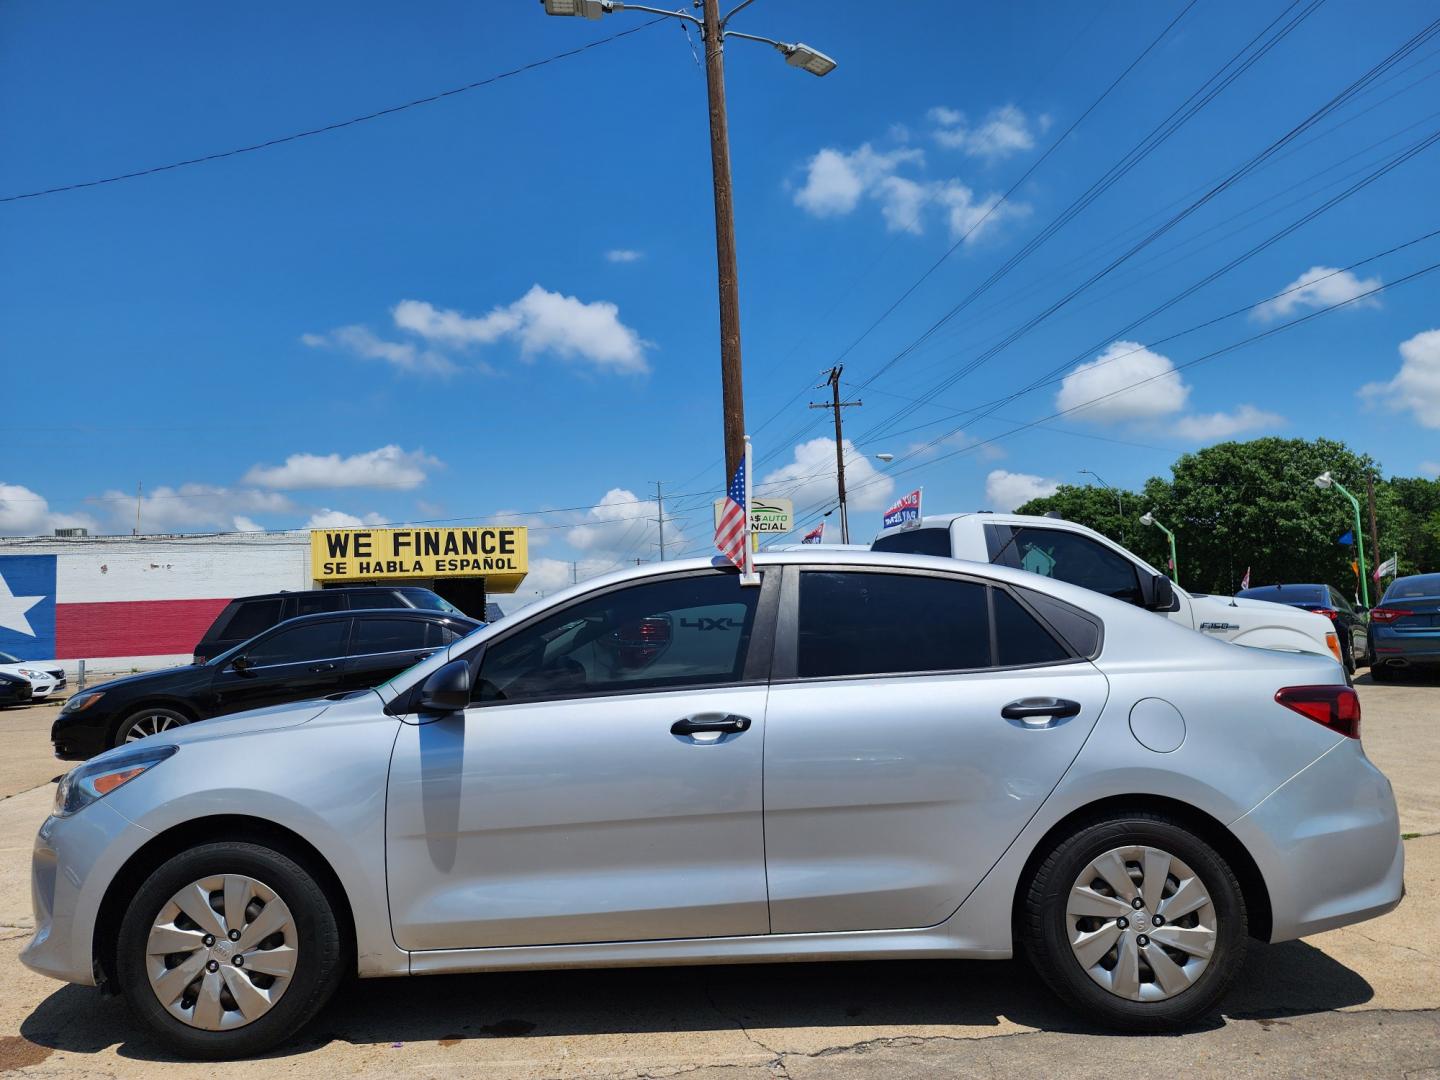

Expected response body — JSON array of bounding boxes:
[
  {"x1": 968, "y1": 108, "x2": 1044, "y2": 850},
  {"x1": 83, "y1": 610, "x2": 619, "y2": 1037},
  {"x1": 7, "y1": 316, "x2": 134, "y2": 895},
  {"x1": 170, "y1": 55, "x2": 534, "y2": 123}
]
[
  {"x1": 1230, "y1": 737, "x2": 1403, "y2": 942},
  {"x1": 19, "y1": 799, "x2": 151, "y2": 986},
  {"x1": 50, "y1": 712, "x2": 108, "y2": 761}
]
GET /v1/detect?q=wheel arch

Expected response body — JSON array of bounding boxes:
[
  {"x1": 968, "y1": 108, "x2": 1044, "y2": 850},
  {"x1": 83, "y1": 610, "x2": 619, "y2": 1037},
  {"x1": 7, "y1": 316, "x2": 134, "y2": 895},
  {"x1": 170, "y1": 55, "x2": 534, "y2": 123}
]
[
  {"x1": 92, "y1": 814, "x2": 356, "y2": 990},
  {"x1": 106, "y1": 698, "x2": 201, "y2": 746},
  {"x1": 1010, "y1": 793, "x2": 1273, "y2": 943}
]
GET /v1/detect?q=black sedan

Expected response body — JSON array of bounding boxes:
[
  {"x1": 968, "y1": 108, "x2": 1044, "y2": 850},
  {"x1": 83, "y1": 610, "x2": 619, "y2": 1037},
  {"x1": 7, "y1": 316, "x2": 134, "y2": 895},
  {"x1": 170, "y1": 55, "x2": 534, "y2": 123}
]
[
  {"x1": 51, "y1": 608, "x2": 480, "y2": 760},
  {"x1": 1236, "y1": 582, "x2": 1369, "y2": 674},
  {"x1": 0, "y1": 671, "x2": 33, "y2": 707}
]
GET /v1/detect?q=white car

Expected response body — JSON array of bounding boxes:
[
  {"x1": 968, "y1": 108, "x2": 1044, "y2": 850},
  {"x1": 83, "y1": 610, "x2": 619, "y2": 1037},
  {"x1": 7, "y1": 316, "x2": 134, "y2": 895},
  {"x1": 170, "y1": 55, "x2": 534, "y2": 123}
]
[
  {"x1": 874, "y1": 514, "x2": 1344, "y2": 667},
  {"x1": 0, "y1": 651, "x2": 66, "y2": 700}
]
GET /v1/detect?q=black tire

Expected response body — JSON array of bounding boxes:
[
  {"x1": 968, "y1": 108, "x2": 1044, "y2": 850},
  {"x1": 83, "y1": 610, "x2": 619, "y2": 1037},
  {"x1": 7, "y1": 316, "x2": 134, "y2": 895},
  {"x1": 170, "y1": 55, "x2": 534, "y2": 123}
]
[
  {"x1": 116, "y1": 842, "x2": 344, "y2": 1059},
  {"x1": 113, "y1": 707, "x2": 193, "y2": 748},
  {"x1": 1022, "y1": 812, "x2": 1247, "y2": 1032},
  {"x1": 1370, "y1": 662, "x2": 1395, "y2": 682}
]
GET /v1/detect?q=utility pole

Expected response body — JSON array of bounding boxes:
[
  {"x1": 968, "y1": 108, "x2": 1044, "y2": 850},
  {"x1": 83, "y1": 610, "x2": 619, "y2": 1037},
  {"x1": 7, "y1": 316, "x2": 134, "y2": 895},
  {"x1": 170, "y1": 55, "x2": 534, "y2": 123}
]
[
  {"x1": 653, "y1": 481, "x2": 667, "y2": 561},
  {"x1": 701, "y1": 0, "x2": 746, "y2": 481},
  {"x1": 134, "y1": 481, "x2": 142, "y2": 536},
  {"x1": 809, "y1": 366, "x2": 862, "y2": 543},
  {"x1": 1366, "y1": 472, "x2": 1381, "y2": 597},
  {"x1": 570, "y1": 561, "x2": 578, "y2": 585}
]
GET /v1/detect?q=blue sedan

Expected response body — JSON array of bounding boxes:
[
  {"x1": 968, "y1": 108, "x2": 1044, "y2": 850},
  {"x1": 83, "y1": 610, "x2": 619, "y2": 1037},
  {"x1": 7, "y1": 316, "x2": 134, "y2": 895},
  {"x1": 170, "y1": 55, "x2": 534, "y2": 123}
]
[{"x1": 1368, "y1": 572, "x2": 1440, "y2": 681}]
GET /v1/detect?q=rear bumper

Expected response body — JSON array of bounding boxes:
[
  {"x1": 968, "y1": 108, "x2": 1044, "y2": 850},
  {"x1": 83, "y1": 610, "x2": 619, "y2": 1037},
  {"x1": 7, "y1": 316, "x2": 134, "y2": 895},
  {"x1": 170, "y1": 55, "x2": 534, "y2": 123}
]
[
  {"x1": 1230, "y1": 738, "x2": 1403, "y2": 942},
  {"x1": 1370, "y1": 630, "x2": 1440, "y2": 666}
]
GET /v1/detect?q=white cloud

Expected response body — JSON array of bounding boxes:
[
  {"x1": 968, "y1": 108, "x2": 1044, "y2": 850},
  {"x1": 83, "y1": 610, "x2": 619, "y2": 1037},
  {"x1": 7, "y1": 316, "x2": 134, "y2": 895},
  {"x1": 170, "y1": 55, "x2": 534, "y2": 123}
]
[
  {"x1": 930, "y1": 104, "x2": 1045, "y2": 160},
  {"x1": 1360, "y1": 329, "x2": 1440, "y2": 428},
  {"x1": 244, "y1": 445, "x2": 441, "y2": 491},
  {"x1": 301, "y1": 325, "x2": 457, "y2": 376},
  {"x1": 309, "y1": 285, "x2": 651, "y2": 377},
  {"x1": 305, "y1": 509, "x2": 387, "y2": 529},
  {"x1": 1057, "y1": 341, "x2": 1190, "y2": 424},
  {"x1": 986, "y1": 469, "x2": 1060, "y2": 512},
  {"x1": 1171, "y1": 405, "x2": 1285, "y2": 441},
  {"x1": 793, "y1": 140, "x2": 1022, "y2": 240},
  {"x1": 392, "y1": 300, "x2": 518, "y2": 346},
  {"x1": 98, "y1": 484, "x2": 295, "y2": 533},
  {"x1": 1253, "y1": 266, "x2": 1383, "y2": 321},
  {"x1": 759, "y1": 438, "x2": 895, "y2": 512},
  {"x1": 605, "y1": 249, "x2": 644, "y2": 263},
  {"x1": 231, "y1": 516, "x2": 264, "y2": 532},
  {"x1": 569, "y1": 488, "x2": 686, "y2": 560},
  {"x1": 0, "y1": 482, "x2": 98, "y2": 536}
]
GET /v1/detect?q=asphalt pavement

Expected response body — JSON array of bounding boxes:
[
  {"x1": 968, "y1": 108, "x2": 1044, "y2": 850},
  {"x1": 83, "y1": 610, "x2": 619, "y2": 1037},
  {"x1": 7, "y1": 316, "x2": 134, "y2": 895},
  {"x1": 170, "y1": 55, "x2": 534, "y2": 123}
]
[{"x1": 0, "y1": 674, "x2": 1436, "y2": 1079}]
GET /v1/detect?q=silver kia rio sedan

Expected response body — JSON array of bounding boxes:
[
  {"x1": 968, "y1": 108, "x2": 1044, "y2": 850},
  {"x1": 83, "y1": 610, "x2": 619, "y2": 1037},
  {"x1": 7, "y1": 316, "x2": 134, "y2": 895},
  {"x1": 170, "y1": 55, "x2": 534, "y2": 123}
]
[{"x1": 22, "y1": 551, "x2": 1402, "y2": 1058}]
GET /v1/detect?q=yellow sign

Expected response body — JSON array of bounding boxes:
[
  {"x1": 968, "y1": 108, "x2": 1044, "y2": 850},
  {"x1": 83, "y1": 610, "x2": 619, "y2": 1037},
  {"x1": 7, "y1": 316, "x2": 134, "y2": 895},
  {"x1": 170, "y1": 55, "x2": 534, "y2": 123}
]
[{"x1": 310, "y1": 526, "x2": 528, "y2": 592}]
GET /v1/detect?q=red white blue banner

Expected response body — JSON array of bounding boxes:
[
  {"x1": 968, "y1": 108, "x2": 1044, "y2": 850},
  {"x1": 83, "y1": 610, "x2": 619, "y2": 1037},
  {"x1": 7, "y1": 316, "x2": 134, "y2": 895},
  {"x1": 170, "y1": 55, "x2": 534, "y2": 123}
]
[
  {"x1": 800, "y1": 522, "x2": 825, "y2": 545},
  {"x1": 882, "y1": 488, "x2": 923, "y2": 530}
]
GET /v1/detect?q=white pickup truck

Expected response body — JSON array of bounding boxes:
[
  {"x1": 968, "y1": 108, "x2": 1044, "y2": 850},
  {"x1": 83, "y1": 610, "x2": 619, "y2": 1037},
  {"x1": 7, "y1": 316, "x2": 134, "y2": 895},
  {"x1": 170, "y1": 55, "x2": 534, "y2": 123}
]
[{"x1": 873, "y1": 512, "x2": 1346, "y2": 670}]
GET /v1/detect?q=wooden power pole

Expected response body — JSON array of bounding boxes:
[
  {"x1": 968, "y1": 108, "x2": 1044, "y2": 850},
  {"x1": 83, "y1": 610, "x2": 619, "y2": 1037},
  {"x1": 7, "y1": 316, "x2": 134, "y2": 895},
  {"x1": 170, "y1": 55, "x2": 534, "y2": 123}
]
[{"x1": 809, "y1": 365, "x2": 862, "y2": 542}]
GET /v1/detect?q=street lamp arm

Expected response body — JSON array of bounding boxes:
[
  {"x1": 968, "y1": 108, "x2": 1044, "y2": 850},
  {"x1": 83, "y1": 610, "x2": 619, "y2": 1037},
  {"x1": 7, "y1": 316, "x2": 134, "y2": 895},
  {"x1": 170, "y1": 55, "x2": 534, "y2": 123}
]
[
  {"x1": 611, "y1": 3, "x2": 701, "y2": 26},
  {"x1": 723, "y1": 29, "x2": 785, "y2": 48},
  {"x1": 720, "y1": 0, "x2": 762, "y2": 25}
]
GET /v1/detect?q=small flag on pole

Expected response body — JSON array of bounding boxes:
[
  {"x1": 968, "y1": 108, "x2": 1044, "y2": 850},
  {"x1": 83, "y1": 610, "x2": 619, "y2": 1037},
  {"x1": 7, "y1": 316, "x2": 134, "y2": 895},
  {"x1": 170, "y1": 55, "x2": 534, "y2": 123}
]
[
  {"x1": 715, "y1": 456, "x2": 749, "y2": 572},
  {"x1": 1373, "y1": 554, "x2": 1398, "y2": 581},
  {"x1": 1337, "y1": 530, "x2": 1354, "y2": 546},
  {"x1": 800, "y1": 522, "x2": 825, "y2": 545},
  {"x1": 1239, "y1": 566, "x2": 1251, "y2": 591},
  {"x1": 882, "y1": 488, "x2": 923, "y2": 530}
]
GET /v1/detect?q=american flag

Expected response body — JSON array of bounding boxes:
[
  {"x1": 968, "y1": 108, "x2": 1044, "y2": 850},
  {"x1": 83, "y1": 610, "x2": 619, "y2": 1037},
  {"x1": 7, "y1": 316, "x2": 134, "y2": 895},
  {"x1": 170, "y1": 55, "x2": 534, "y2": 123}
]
[
  {"x1": 1239, "y1": 566, "x2": 1251, "y2": 591},
  {"x1": 801, "y1": 522, "x2": 824, "y2": 545},
  {"x1": 715, "y1": 458, "x2": 749, "y2": 571}
]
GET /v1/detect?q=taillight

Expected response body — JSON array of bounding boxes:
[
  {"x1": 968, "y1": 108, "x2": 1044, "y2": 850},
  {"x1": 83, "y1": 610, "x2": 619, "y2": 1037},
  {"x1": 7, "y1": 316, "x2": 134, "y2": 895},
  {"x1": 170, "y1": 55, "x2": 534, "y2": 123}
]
[
  {"x1": 1275, "y1": 685, "x2": 1361, "y2": 739},
  {"x1": 1312, "y1": 608, "x2": 1339, "y2": 621},
  {"x1": 1369, "y1": 608, "x2": 1413, "y2": 624}
]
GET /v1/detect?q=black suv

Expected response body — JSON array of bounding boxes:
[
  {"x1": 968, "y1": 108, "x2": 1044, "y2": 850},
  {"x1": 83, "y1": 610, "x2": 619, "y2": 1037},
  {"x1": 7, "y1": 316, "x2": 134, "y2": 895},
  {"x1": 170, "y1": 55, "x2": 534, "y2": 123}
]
[
  {"x1": 53, "y1": 609, "x2": 480, "y2": 759},
  {"x1": 192, "y1": 586, "x2": 462, "y2": 663}
]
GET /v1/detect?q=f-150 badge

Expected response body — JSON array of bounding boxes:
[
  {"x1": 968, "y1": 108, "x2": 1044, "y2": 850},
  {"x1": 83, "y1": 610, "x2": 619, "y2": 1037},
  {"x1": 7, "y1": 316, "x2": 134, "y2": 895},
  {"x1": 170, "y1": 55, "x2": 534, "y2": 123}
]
[{"x1": 1199, "y1": 621, "x2": 1239, "y2": 631}]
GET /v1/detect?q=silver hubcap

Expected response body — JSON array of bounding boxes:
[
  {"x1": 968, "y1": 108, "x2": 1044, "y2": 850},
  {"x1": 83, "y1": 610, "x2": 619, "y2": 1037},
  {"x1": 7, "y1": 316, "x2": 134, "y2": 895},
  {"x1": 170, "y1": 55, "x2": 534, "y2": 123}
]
[
  {"x1": 125, "y1": 713, "x2": 187, "y2": 742},
  {"x1": 145, "y1": 874, "x2": 298, "y2": 1030},
  {"x1": 1066, "y1": 844, "x2": 1217, "y2": 1002}
]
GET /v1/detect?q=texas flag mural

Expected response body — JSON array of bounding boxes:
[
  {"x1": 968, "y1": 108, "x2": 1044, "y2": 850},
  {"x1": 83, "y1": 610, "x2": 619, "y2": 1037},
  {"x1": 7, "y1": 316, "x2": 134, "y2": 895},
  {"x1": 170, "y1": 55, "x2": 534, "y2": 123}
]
[{"x1": 0, "y1": 554, "x2": 237, "y2": 662}]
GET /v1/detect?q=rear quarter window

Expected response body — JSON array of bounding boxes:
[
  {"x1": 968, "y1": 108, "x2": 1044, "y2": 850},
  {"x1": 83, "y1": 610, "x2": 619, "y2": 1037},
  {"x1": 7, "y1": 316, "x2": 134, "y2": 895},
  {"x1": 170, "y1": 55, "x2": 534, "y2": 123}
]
[{"x1": 220, "y1": 598, "x2": 285, "y2": 642}]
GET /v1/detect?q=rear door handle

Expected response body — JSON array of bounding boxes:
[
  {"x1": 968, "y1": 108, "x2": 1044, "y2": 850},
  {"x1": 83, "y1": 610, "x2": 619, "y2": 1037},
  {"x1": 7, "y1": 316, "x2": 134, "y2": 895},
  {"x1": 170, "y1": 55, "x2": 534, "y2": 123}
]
[
  {"x1": 1002, "y1": 697, "x2": 1081, "y2": 725},
  {"x1": 671, "y1": 714, "x2": 751, "y2": 736},
  {"x1": 309, "y1": 663, "x2": 336, "y2": 673}
]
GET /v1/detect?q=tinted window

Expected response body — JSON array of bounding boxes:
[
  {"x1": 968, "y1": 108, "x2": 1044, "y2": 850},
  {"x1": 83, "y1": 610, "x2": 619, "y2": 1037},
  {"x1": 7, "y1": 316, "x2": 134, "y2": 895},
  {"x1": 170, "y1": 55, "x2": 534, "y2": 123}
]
[
  {"x1": 1009, "y1": 528, "x2": 1142, "y2": 605},
  {"x1": 222, "y1": 599, "x2": 285, "y2": 641},
  {"x1": 798, "y1": 571, "x2": 989, "y2": 678},
  {"x1": 351, "y1": 618, "x2": 432, "y2": 655},
  {"x1": 245, "y1": 620, "x2": 349, "y2": 666},
  {"x1": 1237, "y1": 585, "x2": 1327, "y2": 606},
  {"x1": 872, "y1": 527, "x2": 953, "y2": 558},
  {"x1": 993, "y1": 589, "x2": 1070, "y2": 666},
  {"x1": 474, "y1": 573, "x2": 759, "y2": 704},
  {"x1": 1015, "y1": 587, "x2": 1102, "y2": 658},
  {"x1": 349, "y1": 589, "x2": 409, "y2": 609},
  {"x1": 295, "y1": 591, "x2": 348, "y2": 616}
]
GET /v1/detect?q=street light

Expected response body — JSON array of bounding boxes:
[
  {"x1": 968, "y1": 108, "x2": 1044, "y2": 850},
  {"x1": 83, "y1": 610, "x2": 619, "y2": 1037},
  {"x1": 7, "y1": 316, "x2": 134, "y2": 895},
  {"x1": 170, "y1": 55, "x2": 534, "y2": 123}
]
[
  {"x1": 1314, "y1": 471, "x2": 1370, "y2": 607},
  {"x1": 1079, "y1": 468, "x2": 1125, "y2": 541},
  {"x1": 1139, "y1": 511, "x2": 1180, "y2": 588},
  {"x1": 539, "y1": 1, "x2": 837, "y2": 482}
]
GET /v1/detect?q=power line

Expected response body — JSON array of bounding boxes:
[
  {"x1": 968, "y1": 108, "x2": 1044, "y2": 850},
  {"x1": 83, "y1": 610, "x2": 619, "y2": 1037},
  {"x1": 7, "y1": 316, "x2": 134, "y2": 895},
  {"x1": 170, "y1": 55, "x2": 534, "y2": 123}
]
[{"x1": 0, "y1": 18, "x2": 665, "y2": 204}]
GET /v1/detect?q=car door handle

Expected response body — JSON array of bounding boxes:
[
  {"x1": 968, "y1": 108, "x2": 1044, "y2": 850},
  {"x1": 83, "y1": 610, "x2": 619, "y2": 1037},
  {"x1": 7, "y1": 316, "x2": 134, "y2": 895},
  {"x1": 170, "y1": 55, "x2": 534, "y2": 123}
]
[
  {"x1": 671, "y1": 714, "x2": 751, "y2": 736},
  {"x1": 309, "y1": 663, "x2": 336, "y2": 673},
  {"x1": 413, "y1": 651, "x2": 436, "y2": 661},
  {"x1": 1002, "y1": 697, "x2": 1082, "y2": 724}
]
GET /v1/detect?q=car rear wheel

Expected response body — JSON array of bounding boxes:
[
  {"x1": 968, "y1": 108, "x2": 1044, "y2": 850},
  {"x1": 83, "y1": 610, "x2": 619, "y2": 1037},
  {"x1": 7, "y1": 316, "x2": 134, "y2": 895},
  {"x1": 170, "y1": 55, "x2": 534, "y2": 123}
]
[
  {"x1": 1369, "y1": 662, "x2": 1396, "y2": 682},
  {"x1": 115, "y1": 708, "x2": 192, "y2": 747},
  {"x1": 116, "y1": 842, "x2": 343, "y2": 1059},
  {"x1": 1022, "y1": 813, "x2": 1246, "y2": 1031}
]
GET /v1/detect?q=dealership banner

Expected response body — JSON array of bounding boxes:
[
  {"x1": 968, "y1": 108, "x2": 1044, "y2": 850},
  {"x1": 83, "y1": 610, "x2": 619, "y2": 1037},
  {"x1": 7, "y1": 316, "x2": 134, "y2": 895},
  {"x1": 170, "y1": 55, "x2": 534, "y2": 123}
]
[
  {"x1": 712, "y1": 497, "x2": 794, "y2": 537},
  {"x1": 310, "y1": 526, "x2": 528, "y2": 588},
  {"x1": 882, "y1": 488, "x2": 923, "y2": 530}
]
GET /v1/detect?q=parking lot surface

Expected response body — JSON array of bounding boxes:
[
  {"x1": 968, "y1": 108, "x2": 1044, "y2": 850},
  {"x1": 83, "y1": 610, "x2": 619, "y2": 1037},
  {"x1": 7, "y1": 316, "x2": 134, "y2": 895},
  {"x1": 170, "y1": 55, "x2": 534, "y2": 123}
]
[{"x1": 1, "y1": 674, "x2": 1436, "y2": 1078}]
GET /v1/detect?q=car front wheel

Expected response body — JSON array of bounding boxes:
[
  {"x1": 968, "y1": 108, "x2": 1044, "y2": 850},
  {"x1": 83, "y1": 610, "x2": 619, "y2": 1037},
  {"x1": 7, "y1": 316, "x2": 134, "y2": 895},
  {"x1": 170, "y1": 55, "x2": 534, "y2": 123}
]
[
  {"x1": 1022, "y1": 813, "x2": 1246, "y2": 1031},
  {"x1": 115, "y1": 708, "x2": 192, "y2": 747},
  {"x1": 116, "y1": 841, "x2": 343, "y2": 1059}
]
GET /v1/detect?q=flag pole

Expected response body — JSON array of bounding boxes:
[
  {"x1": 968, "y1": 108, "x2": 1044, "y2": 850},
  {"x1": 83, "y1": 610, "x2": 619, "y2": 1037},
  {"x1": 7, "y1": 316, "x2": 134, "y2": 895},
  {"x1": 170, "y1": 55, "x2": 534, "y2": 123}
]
[{"x1": 741, "y1": 434, "x2": 759, "y2": 586}]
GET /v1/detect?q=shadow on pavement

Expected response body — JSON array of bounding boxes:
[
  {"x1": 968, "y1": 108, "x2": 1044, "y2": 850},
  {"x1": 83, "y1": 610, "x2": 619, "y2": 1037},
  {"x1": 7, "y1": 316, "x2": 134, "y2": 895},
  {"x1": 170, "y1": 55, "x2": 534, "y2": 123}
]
[{"x1": 21, "y1": 938, "x2": 1372, "y2": 1061}]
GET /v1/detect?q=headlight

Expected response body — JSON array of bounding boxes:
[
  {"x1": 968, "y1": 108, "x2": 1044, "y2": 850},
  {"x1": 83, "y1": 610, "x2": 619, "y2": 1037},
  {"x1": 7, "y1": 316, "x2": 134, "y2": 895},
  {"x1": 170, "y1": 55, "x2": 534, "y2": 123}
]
[
  {"x1": 53, "y1": 744, "x2": 177, "y2": 818},
  {"x1": 20, "y1": 668, "x2": 42, "y2": 678},
  {"x1": 60, "y1": 690, "x2": 104, "y2": 714}
]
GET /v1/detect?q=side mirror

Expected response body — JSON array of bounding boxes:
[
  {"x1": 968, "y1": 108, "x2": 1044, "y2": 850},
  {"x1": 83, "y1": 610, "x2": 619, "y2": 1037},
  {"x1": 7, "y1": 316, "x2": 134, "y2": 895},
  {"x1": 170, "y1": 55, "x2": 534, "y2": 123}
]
[
  {"x1": 418, "y1": 659, "x2": 471, "y2": 715},
  {"x1": 230, "y1": 655, "x2": 254, "y2": 676},
  {"x1": 1145, "y1": 573, "x2": 1176, "y2": 612}
]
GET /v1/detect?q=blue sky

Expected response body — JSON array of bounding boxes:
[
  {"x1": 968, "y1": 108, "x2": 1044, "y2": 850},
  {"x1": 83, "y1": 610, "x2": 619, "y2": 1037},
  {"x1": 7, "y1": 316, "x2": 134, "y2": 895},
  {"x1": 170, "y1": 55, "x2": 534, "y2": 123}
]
[{"x1": 3, "y1": 1, "x2": 1438, "y2": 601}]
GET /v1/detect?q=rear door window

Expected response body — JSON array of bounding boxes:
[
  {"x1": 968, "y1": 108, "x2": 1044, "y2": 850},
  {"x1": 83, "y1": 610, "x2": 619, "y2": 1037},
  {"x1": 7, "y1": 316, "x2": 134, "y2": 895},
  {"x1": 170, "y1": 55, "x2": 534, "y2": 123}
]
[
  {"x1": 295, "y1": 591, "x2": 348, "y2": 617},
  {"x1": 797, "y1": 571, "x2": 990, "y2": 678},
  {"x1": 222, "y1": 599, "x2": 285, "y2": 642},
  {"x1": 350, "y1": 618, "x2": 432, "y2": 656},
  {"x1": 992, "y1": 589, "x2": 1070, "y2": 666}
]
